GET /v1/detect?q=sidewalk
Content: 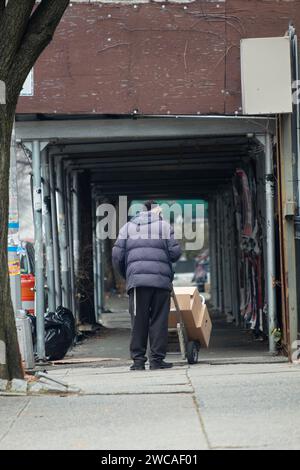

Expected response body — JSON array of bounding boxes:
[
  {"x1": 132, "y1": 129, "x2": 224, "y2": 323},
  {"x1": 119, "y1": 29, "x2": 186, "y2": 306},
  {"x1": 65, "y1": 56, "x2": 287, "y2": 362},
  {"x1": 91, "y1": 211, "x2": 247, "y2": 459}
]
[
  {"x1": 1, "y1": 361, "x2": 300, "y2": 450},
  {"x1": 0, "y1": 298, "x2": 294, "y2": 450},
  {"x1": 55, "y1": 305, "x2": 284, "y2": 367}
]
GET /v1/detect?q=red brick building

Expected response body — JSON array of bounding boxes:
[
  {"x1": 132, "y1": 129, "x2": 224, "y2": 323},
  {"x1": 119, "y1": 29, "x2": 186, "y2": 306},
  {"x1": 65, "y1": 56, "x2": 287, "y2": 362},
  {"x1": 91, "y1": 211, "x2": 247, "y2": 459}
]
[{"x1": 17, "y1": 0, "x2": 300, "y2": 116}]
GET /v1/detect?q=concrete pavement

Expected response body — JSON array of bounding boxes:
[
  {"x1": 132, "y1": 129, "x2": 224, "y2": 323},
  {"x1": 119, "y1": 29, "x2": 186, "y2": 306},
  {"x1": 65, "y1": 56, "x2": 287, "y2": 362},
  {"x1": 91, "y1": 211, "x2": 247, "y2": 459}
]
[
  {"x1": 189, "y1": 362, "x2": 300, "y2": 450},
  {"x1": 1, "y1": 361, "x2": 300, "y2": 450},
  {"x1": 61, "y1": 306, "x2": 284, "y2": 367}
]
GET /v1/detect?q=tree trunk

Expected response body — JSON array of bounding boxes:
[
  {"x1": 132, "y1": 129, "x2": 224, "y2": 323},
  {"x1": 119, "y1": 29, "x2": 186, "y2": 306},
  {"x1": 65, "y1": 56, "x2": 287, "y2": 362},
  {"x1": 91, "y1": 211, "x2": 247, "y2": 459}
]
[
  {"x1": 0, "y1": 0, "x2": 70, "y2": 380},
  {"x1": 0, "y1": 103, "x2": 23, "y2": 380}
]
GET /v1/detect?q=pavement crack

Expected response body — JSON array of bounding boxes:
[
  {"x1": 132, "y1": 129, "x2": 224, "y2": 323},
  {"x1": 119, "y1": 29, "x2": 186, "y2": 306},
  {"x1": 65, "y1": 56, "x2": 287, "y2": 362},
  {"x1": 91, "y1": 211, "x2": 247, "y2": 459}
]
[
  {"x1": 78, "y1": 391, "x2": 193, "y2": 396},
  {"x1": 194, "y1": 368, "x2": 300, "y2": 379},
  {"x1": 186, "y1": 368, "x2": 212, "y2": 450},
  {"x1": 0, "y1": 397, "x2": 31, "y2": 444}
]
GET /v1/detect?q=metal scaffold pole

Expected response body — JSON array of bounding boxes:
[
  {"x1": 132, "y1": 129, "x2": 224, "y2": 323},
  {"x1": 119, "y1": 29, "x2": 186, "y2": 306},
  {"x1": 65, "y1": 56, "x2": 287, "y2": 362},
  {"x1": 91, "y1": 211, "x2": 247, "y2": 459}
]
[
  {"x1": 223, "y1": 192, "x2": 233, "y2": 319},
  {"x1": 32, "y1": 140, "x2": 45, "y2": 360},
  {"x1": 229, "y1": 191, "x2": 240, "y2": 325},
  {"x1": 278, "y1": 115, "x2": 298, "y2": 357},
  {"x1": 213, "y1": 198, "x2": 220, "y2": 310},
  {"x1": 41, "y1": 149, "x2": 56, "y2": 314},
  {"x1": 49, "y1": 156, "x2": 62, "y2": 308},
  {"x1": 72, "y1": 172, "x2": 80, "y2": 278},
  {"x1": 220, "y1": 196, "x2": 227, "y2": 315},
  {"x1": 92, "y1": 195, "x2": 99, "y2": 321},
  {"x1": 265, "y1": 133, "x2": 277, "y2": 353},
  {"x1": 216, "y1": 195, "x2": 223, "y2": 311},
  {"x1": 208, "y1": 198, "x2": 218, "y2": 309},
  {"x1": 72, "y1": 171, "x2": 80, "y2": 326},
  {"x1": 96, "y1": 202, "x2": 103, "y2": 321},
  {"x1": 56, "y1": 158, "x2": 70, "y2": 309},
  {"x1": 66, "y1": 169, "x2": 76, "y2": 319}
]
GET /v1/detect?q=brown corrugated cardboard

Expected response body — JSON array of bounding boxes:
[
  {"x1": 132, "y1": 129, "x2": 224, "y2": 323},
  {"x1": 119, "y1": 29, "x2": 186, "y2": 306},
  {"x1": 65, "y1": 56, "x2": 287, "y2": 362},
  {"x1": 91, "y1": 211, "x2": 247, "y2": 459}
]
[
  {"x1": 168, "y1": 287, "x2": 212, "y2": 348},
  {"x1": 171, "y1": 286, "x2": 198, "y2": 310}
]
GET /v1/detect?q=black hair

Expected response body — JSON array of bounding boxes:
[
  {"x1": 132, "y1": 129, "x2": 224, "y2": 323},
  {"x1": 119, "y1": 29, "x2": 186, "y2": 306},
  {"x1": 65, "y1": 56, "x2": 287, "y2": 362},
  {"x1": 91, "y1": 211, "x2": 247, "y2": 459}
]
[{"x1": 144, "y1": 200, "x2": 158, "y2": 212}]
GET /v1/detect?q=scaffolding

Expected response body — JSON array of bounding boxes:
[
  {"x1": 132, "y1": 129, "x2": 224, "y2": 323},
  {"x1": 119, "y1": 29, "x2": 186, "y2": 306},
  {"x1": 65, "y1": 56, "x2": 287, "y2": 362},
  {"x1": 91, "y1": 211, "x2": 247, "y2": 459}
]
[{"x1": 16, "y1": 114, "x2": 297, "y2": 360}]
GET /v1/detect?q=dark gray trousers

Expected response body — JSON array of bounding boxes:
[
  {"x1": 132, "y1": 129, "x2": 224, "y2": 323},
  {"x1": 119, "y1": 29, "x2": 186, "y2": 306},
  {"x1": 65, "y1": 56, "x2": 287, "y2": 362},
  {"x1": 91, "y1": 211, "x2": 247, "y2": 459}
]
[{"x1": 128, "y1": 287, "x2": 170, "y2": 364}]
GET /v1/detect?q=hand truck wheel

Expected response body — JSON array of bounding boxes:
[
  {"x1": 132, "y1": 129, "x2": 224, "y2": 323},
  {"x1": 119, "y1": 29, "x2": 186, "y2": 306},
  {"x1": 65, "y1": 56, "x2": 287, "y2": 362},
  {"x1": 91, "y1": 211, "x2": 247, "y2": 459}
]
[{"x1": 186, "y1": 341, "x2": 200, "y2": 365}]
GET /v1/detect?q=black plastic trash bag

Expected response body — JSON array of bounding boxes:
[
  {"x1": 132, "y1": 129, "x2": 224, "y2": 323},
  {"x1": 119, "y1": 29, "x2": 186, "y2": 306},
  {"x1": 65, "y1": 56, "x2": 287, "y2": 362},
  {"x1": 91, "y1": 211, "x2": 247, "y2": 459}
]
[
  {"x1": 27, "y1": 307, "x2": 75, "y2": 361},
  {"x1": 44, "y1": 307, "x2": 75, "y2": 361}
]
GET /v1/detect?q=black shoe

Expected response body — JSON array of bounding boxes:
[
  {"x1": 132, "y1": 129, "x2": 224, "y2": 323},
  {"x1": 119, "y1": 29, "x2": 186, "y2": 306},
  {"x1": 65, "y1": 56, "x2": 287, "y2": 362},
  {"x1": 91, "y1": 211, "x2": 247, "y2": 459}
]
[
  {"x1": 130, "y1": 363, "x2": 145, "y2": 371},
  {"x1": 150, "y1": 360, "x2": 173, "y2": 370}
]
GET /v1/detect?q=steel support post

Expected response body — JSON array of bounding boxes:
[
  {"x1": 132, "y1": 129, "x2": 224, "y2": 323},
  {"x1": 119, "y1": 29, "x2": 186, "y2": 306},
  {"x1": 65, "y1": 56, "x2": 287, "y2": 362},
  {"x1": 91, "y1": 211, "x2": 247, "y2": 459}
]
[
  {"x1": 92, "y1": 195, "x2": 105, "y2": 320},
  {"x1": 32, "y1": 141, "x2": 45, "y2": 360},
  {"x1": 96, "y1": 219, "x2": 103, "y2": 320},
  {"x1": 92, "y1": 195, "x2": 99, "y2": 321},
  {"x1": 213, "y1": 198, "x2": 220, "y2": 310},
  {"x1": 49, "y1": 156, "x2": 62, "y2": 308},
  {"x1": 66, "y1": 170, "x2": 76, "y2": 319},
  {"x1": 207, "y1": 199, "x2": 213, "y2": 305},
  {"x1": 96, "y1": 233, "x2": 102, "y2": 321},
  {"x1": 95, "y1": 197, "x2": 104, "y2": 320},
  {"x1": 41, "y1": 149, "x2": 56, "y2": 313},
  {"x1": 278, "y1": 117, "x2": 298, "y2": 357},
  {"x1": 220, "y1": 197, "x2": 228, "y2": 315},
  {"x1": 229, "y1": 191, "x2": 240, "y2": 324},
  {"x1": 100, "y1": 237, "x2": 105, "y2": 313},
  {"x1": 265, "y1": 133, "x2": 277, "y2": 353},
  {"x1": 289, "y1": 29, "x2": 300, "y2": 358},
  {"x1": 216, "y1": 195, "x2": 223, "y2": 311},
  {"x1": 224, "y1": 191, "x2": 234, "y2": 316},
  {"x1": 72, "y1": 172, "x2": 80, "y2": 278},
  {"x1": 223, "y1": 192, "x2": 233, "y2": 318},
  {"x1": 72, "y1": 172, "x2": 80, "y2": 325},
  {"x1": 208, "y1": 198, "x2": 218, "y2": 308},
  {"x1": 56, "y1": 158, "x2": 71, "y2": 309}
]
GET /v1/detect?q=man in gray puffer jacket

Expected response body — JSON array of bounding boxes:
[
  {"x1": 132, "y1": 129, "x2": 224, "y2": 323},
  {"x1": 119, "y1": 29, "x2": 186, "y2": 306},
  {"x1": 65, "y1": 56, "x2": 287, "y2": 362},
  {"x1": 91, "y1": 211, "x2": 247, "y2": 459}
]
[{"x1": 112, "y1": 201, "x2": 182, "y2": 371}]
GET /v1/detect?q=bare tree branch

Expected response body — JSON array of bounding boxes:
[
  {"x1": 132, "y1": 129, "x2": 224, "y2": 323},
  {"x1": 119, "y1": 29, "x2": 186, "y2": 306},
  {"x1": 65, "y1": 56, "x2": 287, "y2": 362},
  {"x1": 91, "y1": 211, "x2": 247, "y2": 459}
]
[
  {"x1": 0, "y1": 0, "x2": 35, "y2": 77},
  {"x1": 7, "y1": 0, "x2": 70, "y2": 99}
]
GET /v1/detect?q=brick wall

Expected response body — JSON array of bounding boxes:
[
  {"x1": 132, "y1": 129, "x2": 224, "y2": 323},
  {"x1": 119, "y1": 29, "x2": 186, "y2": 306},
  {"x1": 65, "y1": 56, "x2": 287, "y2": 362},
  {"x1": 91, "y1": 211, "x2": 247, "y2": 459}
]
[{"x1": 17, "y1": 0, "x2": 300, "y2": 115}]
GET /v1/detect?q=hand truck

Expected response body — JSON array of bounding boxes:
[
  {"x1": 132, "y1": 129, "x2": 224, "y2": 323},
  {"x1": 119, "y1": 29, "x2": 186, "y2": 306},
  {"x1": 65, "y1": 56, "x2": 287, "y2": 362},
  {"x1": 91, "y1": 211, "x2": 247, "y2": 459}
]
[{"x1": 170, "y1": 289, "x2": 202, "y2": 365}]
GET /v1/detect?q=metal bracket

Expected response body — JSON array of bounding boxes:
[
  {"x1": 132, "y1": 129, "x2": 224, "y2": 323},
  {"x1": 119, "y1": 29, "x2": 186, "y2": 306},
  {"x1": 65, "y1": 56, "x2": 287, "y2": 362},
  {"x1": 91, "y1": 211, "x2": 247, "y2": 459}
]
[
  {"x1": 255, "y1": 134, "x2": 266, "y2": 147},
  {"x1": 22, "y1": 141, "x2": 49, "y2": 154},
  {"x1": 255, "y1": 133, "x2": 275, "y2": 148},
  {"x1": 285, "y1": 201, "x2": 296, "y2": 218}
]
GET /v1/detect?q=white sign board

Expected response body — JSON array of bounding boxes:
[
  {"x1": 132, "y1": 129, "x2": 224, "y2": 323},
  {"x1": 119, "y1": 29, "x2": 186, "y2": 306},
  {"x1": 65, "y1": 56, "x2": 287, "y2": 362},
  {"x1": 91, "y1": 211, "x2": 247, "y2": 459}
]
[
  {"x1": 20, "y1": 70, "x2": 34, "y2": 97},
  {"x1": 241, "y1": 37, "x2": 292, "y2": 115}
]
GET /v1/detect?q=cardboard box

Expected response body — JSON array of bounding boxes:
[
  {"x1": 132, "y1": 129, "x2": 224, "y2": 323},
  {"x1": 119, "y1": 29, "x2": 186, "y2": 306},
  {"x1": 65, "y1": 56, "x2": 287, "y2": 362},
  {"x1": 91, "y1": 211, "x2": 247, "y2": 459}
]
[
  {"x1": 171, "y1": 286, "x2": 198, "y2": 310},
  {"x1": 169, "y1": 287, "x2": 212, "y2": 348}
]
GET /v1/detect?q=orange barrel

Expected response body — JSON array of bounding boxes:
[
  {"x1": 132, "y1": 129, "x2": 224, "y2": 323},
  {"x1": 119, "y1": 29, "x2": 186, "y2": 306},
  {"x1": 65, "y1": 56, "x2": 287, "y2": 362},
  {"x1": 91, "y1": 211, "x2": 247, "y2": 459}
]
[{"x1": 21, "y1": 274, "x2": 35, "y2": 315}]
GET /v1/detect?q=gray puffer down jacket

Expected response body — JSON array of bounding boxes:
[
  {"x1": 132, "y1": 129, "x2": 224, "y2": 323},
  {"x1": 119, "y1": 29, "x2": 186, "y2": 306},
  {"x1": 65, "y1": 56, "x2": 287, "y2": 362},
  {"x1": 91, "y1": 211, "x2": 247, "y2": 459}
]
[{"x1": 112, "y1": 210, "x2": 182, "y2": 292}]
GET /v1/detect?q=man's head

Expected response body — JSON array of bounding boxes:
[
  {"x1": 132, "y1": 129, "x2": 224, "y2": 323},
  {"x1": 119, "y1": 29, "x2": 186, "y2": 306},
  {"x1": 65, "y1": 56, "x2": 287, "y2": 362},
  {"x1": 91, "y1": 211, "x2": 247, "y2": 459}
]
[{"x1": 144, "y1": 200, "x2": 159, "y2": 212}]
